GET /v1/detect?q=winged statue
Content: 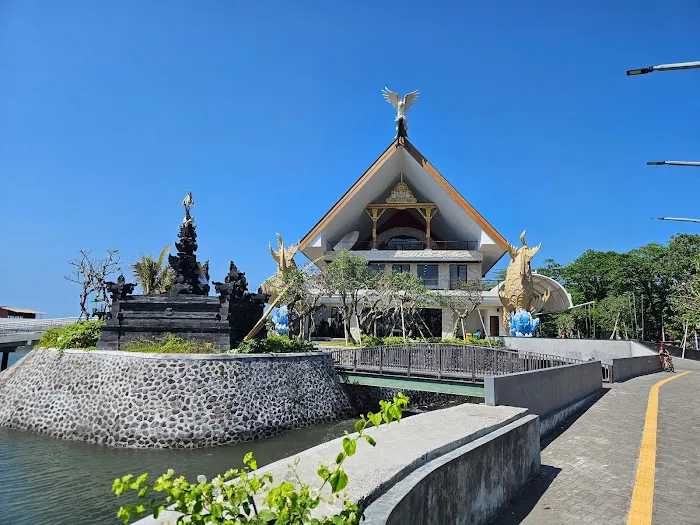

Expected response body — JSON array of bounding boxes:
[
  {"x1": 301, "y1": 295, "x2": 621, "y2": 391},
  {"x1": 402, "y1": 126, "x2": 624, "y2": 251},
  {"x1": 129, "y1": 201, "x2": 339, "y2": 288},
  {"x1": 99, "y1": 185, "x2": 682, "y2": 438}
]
[
  {"x1": 382, "y1": 87, "x2": 419, "y2": 138},
  {"x1": 182, "y1": 191, "x2": 195, "y2": 214}
]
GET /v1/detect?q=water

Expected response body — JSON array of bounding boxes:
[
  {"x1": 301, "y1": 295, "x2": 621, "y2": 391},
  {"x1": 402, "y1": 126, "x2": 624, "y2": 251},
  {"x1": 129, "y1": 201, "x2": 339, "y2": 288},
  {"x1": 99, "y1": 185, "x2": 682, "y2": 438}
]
[{"x1": 0, "y1": 351, "x2": 356, "y2": 525}]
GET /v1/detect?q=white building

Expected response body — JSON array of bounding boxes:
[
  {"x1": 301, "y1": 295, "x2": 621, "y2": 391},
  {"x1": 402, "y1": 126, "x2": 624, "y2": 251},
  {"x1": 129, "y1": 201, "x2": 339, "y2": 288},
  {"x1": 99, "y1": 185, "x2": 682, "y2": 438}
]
[{"x1": 299, "y1": 137, "x2": 571, "y2": 340}]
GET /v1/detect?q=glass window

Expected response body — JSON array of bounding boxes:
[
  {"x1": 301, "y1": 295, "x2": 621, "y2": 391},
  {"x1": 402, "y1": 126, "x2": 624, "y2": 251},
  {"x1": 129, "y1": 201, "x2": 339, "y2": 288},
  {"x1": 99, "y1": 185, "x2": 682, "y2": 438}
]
[
  {"x1": 386, "y1": 235, "x2": 422, "y2": 250},
  {"x1": 392, "y1": 264, "x2": 411, "y2": 274},
  {"x1": 450, "y1": 264, "x2": 468, "y2": 289},
  {"x1": 418, "y1": 264, "x2": 439, "y2": 290},
  {"x1": 368, "y1": 264, "x2": 385, "y2": 275}
]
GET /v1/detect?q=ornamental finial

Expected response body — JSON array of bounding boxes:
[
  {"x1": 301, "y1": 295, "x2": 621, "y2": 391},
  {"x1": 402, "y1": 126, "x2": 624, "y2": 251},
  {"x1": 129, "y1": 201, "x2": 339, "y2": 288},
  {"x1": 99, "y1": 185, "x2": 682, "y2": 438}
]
[
  {"x1": 182, "y1": 191, "x2": 194, "y2": 215},
  {"x1": 382, "y1": 87, "x2": 420, "y2": 139}
]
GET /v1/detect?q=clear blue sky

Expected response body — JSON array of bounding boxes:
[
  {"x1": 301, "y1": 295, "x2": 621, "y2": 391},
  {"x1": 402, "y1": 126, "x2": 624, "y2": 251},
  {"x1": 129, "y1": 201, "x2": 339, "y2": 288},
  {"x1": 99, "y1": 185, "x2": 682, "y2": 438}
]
[{"x1": 2, "y1": 1, "x2": 700, "y2": 317}]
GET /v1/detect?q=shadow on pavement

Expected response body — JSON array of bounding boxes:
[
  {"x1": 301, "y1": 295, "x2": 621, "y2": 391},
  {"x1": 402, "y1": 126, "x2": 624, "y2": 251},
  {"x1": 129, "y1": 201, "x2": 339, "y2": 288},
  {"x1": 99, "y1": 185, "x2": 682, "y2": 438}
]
[
  {"x1": 540, "y1": 387, "x2": 609, "y2": 450},
  {"x1": 488, "y1": 388, "x2": 609, "y2": 523},
  {"x1": 487, "y1": 464, "x2": 562, "y2": 524}
]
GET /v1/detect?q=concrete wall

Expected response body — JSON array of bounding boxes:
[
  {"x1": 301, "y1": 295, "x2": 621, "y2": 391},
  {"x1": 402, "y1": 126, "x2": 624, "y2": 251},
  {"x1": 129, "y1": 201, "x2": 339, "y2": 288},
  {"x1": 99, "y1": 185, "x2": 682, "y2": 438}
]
[
  {"x1": 363, "y1": 415, "x2": 540, "y2": 525},
  {"x1": 0, "y1": 348, "x2": 352, "y2": 448},
  {"x1": 611, "y1": 354, "x2": 662, "y2": 382},
  {"x1": 484, "y1": 361, "x2": 603, "y2": 417},
  {"x1": 499, "y1": 337, "x2": 655, "y2": 363}
]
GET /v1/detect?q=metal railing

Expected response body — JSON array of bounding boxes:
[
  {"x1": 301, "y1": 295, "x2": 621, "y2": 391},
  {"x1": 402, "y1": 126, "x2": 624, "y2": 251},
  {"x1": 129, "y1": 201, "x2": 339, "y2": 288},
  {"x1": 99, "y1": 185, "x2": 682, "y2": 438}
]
[
  {"x1": 0, "y1": 317, "x2": 79, "y2": 336},
  {"x1": 334, "y1": 240, "x2": 479, "y2": 251},
  {"x1": 329, "y1": 343, "x2": 586, "y2": 382}
]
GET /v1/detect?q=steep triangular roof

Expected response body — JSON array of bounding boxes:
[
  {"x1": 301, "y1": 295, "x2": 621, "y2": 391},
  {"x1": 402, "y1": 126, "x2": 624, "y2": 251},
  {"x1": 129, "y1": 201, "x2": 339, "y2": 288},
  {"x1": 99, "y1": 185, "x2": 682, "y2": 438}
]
[{"x1": 299, "y1": 139, "x2": 509, "y2": 252}]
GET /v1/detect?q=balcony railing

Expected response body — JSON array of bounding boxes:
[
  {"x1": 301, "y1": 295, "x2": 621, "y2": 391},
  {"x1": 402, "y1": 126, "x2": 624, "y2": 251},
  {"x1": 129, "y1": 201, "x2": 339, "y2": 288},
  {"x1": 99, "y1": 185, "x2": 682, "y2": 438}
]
[{"x1": 332, "y1": 240, "x2": 479, "y2": 251}]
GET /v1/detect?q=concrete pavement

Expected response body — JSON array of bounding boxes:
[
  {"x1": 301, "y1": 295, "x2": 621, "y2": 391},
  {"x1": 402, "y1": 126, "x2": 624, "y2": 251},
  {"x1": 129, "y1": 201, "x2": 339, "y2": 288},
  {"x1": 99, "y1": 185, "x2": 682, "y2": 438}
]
[{"x1": 491, "y1": 359, "x2": 700, "y2": 524}]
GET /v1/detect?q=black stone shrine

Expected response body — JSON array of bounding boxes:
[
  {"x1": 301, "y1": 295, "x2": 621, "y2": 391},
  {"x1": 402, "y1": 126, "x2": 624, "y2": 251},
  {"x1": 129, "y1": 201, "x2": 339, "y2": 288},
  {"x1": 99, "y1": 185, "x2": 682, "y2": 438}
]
[{"x1": 97, "y1": 199, "x2": 267, "y2": 351}]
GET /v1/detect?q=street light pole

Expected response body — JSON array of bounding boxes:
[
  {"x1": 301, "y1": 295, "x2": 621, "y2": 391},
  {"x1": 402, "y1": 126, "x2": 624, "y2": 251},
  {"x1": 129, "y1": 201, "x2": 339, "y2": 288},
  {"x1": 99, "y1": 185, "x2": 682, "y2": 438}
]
[
  {"x1": 651, "y1": 217, "x2": 700, "y2": 224},
  {"x1": 627, "y1": 60, "x2": 700, "y2": 76},
  {"x1": 647, "y1": 161, "x2": 700, "y2": 167}
]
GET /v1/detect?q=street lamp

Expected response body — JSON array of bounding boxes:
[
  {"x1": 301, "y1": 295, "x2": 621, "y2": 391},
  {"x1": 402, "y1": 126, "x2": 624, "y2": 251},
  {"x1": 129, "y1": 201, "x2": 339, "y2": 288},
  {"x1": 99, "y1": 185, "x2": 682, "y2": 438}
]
[
  {"x1": 651, "y1": 217, "x2": 700, "y2": 224},
  {"x1": 647, "y1": 161, "x2": 700, "y2": 167},
  {"x1": 627, "y1": 60, "x2": 700, "y2": 76}
]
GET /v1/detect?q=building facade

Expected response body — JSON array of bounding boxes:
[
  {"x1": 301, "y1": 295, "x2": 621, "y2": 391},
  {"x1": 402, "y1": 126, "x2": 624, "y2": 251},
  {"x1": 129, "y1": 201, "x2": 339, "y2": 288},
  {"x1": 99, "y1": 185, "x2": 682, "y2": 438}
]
[{"x1": 299, "y1": 138, "x2": 570, "y2": 340}]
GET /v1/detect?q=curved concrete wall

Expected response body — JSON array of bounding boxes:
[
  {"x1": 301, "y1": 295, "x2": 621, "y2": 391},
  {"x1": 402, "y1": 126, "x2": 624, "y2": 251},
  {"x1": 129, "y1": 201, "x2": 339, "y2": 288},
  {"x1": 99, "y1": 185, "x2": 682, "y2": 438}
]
[
  {"x1": 500, "y1": 337, "x2": 655, "y2": 363},
  {"x1": 0, "y1": 349, "x2": 352, "y2": 448},
  {"x1": 363, "y1": 415, "x2": 540, "y2": 525}
]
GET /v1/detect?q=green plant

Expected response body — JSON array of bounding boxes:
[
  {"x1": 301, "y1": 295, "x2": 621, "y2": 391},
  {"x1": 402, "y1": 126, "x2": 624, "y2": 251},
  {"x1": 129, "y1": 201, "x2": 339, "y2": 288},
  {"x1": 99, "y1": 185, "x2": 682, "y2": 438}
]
[
  {"x1": 124, "y1": 334, "x2": 218, "y2": 354},
  {"x1": 359, "y1": 335, "x2": 383, "y2": 347},
  {"x1": 132, "y1": 245, "x2": 175, "y2": 295},
  {"x1": 36, "y1": 320, "x2": 104, "y2": 350},
  {"x1": 381, "y1": 336, "x2": 409, "y2": 346},
  {"x1": 234, "y1": 336, "x2": 315, "y2": 354},
  {"x1": 113, "y1": 393, "x2": 409, "y2": 524}
]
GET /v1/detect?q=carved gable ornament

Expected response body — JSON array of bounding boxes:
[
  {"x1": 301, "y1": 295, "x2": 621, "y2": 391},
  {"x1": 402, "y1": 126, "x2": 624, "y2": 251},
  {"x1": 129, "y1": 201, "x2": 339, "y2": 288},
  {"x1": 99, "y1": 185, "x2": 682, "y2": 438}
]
[{"x1": 386, "y1": 179, "x2": 417, "y2": 204}]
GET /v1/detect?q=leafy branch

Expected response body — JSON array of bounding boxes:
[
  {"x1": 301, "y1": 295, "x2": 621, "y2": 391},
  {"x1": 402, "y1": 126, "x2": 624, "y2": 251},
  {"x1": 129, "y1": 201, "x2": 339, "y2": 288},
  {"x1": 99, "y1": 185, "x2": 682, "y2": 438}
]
[{"x1": 113, "y1": 393, "x2": 409, "y2": 525}]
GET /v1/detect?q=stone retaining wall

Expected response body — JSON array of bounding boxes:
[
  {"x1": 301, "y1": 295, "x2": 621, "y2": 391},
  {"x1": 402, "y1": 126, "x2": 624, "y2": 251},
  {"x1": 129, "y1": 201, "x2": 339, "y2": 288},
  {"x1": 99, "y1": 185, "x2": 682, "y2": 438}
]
[{"x1": 0, "y1": 349, "x2": 352, "y2": 449}]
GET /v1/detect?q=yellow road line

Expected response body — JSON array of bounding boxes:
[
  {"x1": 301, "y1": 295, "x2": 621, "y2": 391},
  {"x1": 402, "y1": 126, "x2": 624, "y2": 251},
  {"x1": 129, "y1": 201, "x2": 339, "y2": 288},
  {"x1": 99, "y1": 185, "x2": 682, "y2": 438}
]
[{"x1": 626, "y1": 371, "x2": 691, "y2": 525}]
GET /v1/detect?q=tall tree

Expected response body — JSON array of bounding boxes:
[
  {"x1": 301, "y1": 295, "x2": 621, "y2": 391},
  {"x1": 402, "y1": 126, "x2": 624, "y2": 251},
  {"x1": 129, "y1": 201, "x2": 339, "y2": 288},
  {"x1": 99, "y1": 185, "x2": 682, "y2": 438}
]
[
  {"x1": 132, "y1": 245, "x2": 174, "y2": 295},
  {"x1": 438, "y1": 279, "x2": 483, "y2": 338},
  {"x1": 318, "y1": 250, "x2": 375, "y2": 345},
  {"x1": 385, "y1": 271, "x2": 430, "y2": 342}
]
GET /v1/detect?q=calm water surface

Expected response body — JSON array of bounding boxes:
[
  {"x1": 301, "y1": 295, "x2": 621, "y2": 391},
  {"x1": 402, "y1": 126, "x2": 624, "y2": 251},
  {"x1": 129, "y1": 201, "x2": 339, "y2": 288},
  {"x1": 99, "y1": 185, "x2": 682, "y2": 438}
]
[{"x1": 0, "y1": 349, "x2": 355, "y2": 525}]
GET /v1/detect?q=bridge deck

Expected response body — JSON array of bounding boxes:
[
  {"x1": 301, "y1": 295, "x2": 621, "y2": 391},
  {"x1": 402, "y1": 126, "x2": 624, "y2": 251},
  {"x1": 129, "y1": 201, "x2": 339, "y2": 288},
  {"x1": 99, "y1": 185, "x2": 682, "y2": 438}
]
[{"x1": 337, "y1": 372, "x2": 485, "y2": 397}]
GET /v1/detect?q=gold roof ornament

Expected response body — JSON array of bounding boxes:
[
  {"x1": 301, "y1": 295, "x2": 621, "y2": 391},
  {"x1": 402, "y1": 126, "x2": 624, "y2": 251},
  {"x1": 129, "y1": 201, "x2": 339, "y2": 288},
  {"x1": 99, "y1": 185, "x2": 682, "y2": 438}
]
[{"x1": 386, "y1": 177, "x2": 417, "y2": 204}]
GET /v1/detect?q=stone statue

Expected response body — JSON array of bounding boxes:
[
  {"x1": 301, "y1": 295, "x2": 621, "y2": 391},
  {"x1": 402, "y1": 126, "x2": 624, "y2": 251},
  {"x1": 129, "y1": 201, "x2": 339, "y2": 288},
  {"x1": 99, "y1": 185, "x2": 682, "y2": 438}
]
[
  {"x1": 167, "y1": 192, "x2": 210, "y2": 296},
  {"x1": 260, "y1": 234, "x2": 298, "y2": 303},
  {"x1": 382, "y1": 87, "x2": 419, "y2": 139},
  {"x1": 499, "y1": 231, "x2": 550, "y2": 334}
]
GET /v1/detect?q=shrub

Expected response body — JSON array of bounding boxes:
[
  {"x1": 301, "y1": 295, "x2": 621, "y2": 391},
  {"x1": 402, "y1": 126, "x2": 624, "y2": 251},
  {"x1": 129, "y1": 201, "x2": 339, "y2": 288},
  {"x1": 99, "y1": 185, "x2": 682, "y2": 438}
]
[
  {"x1": 233, "y1": 336, "x2": 315, "y2": 354},
  {"x1": 382, "y1": 336, "x2": 409, "y2": 346},
  {"x1": 123, "y1": 334, "x2": 218, "y2": 354},
  {"x1": 36, "y1": 320, "x2": 104, "y2": 350},
  {"x1": 113, "y1": 394, "x2": 410, "y2": 525},
  {"x1": 360, "y1": 335, "x2": 383, "y2": 347}
]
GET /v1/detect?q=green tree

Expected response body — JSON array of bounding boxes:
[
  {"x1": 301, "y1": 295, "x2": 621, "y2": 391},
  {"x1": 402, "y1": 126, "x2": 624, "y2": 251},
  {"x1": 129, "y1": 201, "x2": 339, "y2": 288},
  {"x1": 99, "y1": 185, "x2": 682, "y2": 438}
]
[
  {"x1": 318, "y1": 250, "x2": 376, "y2": 345},
  {"x1": 438, "y1": 279, "x2": 484, "y2": 338},
  {"x1": 132, "y1": 245, "x2": 174, "y2": 295},
  {"x1": 385, "y1": 271, "x2": 430, "y2": 342}
]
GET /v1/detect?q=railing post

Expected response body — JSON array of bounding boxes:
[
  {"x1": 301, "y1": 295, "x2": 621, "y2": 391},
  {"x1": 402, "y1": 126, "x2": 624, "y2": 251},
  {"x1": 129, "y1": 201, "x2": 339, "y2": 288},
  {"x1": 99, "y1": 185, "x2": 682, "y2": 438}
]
[
  {"x1": 379, "y1": 346, "x2": 383, "y2": 374},
  {"x1": 353, "y1": 347, "x2": 357, "y2": 372},
  {"x1": 407, "y1": 346, "x2": 411, "y2": 377},
  {"x1": 472, "y1": 347, "x2": 476, "y2": 382},
  {"x1": 438, "y1": 345, "x2": 442, "y2": 379}
]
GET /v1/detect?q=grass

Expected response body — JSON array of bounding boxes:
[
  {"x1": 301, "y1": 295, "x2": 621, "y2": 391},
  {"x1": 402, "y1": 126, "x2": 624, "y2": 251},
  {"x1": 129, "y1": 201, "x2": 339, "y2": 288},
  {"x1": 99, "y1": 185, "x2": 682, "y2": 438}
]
[{"x1": 123, "y1": 334, "x2": 219, "y2": 354}]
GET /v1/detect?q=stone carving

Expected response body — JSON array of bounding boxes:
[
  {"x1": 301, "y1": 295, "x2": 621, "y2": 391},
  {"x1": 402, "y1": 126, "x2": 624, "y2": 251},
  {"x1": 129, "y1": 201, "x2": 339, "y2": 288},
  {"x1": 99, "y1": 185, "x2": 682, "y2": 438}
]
[
  {"x1": 499, "y1": 230, "x2": 551, "y2": 334},
  {"x1": 167, "y1": 192, "x2": 210, "y2": 296},
  {"x1": 213, "y1": 261, "x2": 268, "y2": 347},
  {"x1": 382, "y1": 87, "x2": 419, "y2": 138},
  {"x1": 260, "y1": 234, "x2": 298, "y2": 303},
  {"x1": 96, "y1": 195, "x2": 266, "y2": 351}
]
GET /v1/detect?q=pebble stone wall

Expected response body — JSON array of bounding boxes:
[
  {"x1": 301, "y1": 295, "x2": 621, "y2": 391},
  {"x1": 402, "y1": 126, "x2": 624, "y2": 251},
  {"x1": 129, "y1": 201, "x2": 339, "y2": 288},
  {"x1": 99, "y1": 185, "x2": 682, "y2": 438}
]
[{"x1": 0, "y1": 349, "x2": 353, "y2": 449}]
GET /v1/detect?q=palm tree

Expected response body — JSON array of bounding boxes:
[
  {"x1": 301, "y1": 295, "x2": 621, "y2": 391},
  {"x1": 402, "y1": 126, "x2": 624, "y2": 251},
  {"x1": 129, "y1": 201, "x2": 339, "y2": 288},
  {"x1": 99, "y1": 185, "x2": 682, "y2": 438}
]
[{"x1": 132, "y1": 244, "x2": 174, "y2": 295}]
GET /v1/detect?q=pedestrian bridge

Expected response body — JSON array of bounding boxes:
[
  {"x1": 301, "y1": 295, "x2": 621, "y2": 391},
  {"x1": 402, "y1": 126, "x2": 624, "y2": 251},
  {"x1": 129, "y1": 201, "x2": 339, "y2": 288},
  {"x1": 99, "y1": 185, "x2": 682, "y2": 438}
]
[
  {"x1": 327, "y1": 343, "x2": 585, "y2": 396},
  {"x1": 0, "y1": 317, "x2": 78, "y2": 370}
]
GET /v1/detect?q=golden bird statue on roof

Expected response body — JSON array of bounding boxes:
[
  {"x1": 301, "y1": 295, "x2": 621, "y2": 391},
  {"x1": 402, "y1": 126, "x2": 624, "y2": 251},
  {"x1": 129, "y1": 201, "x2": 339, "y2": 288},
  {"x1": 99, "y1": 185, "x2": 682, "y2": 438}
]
[{"x1": 382, "y1": 87, "x2": 420, "y2": 139}]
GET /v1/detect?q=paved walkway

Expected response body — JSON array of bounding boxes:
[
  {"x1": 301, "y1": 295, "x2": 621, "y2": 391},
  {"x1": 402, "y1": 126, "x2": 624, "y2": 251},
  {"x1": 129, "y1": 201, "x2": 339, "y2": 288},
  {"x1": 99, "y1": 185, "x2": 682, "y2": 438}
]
[{"x1": 491, "y1": 359, "x2": 700, "y2": 525}]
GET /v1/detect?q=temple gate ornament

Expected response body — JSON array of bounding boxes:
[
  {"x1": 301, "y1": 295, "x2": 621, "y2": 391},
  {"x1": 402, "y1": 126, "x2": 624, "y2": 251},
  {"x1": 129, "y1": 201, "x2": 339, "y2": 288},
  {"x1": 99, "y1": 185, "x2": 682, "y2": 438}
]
[
  {"x1": 382, "y1": 87, "x2": 419, "y2": 140},
  {"x1": 260, "y1": 234, "x2": 299, "y2": 303},
  {"x1": 365, "y1": 176, "x2": 438, "y2": 249},
  {"x1": 498, "y1": 230, "x2": 551, "y2": 336}
]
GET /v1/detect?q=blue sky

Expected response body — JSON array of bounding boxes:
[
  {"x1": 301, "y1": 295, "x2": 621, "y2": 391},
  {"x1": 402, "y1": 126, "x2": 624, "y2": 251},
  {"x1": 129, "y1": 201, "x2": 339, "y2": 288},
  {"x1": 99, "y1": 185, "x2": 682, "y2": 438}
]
[{"x1": 2, "y1": 1, "x2": 700, "y2": 317}]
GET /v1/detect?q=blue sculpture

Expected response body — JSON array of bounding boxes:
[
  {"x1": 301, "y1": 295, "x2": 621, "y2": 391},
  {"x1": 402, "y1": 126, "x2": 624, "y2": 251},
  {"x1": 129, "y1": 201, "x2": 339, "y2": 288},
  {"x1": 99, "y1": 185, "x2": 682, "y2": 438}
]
[
  {"x1": 509, "y1": 309, "x2": 540, "y2": 337},
  {"x1": 271, "y1": 305, "x2": 289, "y2": 336}
]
